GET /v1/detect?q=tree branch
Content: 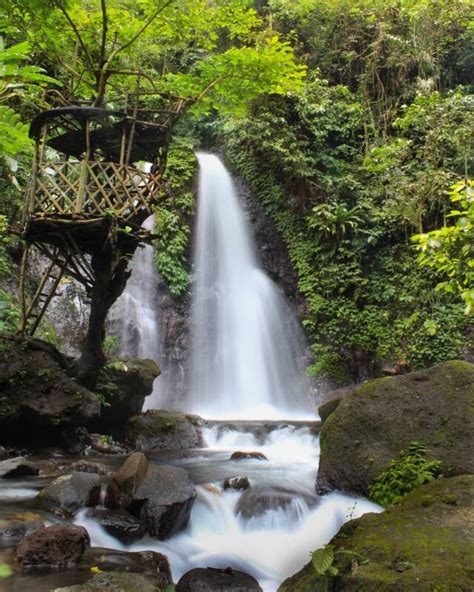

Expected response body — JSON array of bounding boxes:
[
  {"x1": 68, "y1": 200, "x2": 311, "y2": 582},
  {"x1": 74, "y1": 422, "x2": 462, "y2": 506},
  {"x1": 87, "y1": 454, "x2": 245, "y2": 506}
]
[
  {"x1": 99, "y1": 0, "x2": 108, "y2": 68},
  {"x1": 52, "y1": 0, "x2": 94, "y2": 69}
]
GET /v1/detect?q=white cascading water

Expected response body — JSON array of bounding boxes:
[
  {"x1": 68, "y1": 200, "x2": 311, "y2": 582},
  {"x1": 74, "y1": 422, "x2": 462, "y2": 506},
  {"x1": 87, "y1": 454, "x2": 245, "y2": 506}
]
[
  {"x1": 189, "y1": 153, "x2": 313, "y2": 420},
  {"x1": 108, "y1": 215, "x2": 162, "y2": 409}
]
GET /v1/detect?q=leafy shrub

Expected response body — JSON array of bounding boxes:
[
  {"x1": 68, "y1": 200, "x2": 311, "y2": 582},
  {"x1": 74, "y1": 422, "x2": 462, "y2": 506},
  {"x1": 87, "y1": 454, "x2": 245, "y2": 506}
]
[{"x1": 368, "y1": 442, "x2": 442, "y2": 507}]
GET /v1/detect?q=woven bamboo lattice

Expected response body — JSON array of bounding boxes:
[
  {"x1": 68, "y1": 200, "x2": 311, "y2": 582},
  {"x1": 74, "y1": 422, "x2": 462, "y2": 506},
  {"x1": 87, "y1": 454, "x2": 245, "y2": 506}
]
[{"x1": 27, "y1": 161, "x2": 160, "y2": 222}]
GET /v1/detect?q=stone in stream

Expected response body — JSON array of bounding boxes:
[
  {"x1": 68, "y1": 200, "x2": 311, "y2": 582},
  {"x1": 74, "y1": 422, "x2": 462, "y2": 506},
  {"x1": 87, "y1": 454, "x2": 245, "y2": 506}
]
[
  {"x1": 113, "y1": 451, "x2": 149, "y2": 504},
  {"x1": 223, "y1": 476, "x2": 251, "y2": 491},
  {"x1": 125, "y1": 409, "x2": 204, "y2": 451},
  {"x1": 176, "y1": 567, "x2": 263, "y2": 592},
  {"x1": 230, "y1": 451, "x2": 268, "y2": 461},
  {"x1": 236, "y1": 487, "x2": 315, "y2": 522},
  {"x1": 15, "y1": 523, "x2": 90, "y2": 569},
  {"x1": 52, "y1": 573, "x2": 162, "y2": 592},
  {"x1": 0, "y1": 519, "x2": 44, "y2": 543},
  {"x1": 87, "y1": 509, "x2": 145, "y2": 543},
  {"x1": 40, "y1": 459, "x2": 113, "y2": 478},
  {"x1": 36, "y1": 471, "x2": 100, "y2": 516},
  {"x1": 128, "y1": 464, "x2": 197, "y2": 539},
  {"x1": 0, "y1": 456, "x2": 39, "y2": 478}
]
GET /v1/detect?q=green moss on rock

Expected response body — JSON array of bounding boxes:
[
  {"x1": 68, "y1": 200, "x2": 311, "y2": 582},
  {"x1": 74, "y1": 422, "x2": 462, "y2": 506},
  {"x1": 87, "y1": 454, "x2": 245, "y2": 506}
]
[
  {"x1": 279, "y1": 475, "x2": 474, "y2": 592},
  {"x1": 317, "y1": 361, "x2": 474, "y2": 495}
]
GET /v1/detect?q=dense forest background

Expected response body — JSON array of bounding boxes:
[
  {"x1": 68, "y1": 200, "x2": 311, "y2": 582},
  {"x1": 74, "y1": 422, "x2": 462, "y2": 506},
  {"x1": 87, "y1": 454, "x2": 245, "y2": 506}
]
[{"x1": 0, "y1": 0, "x2": 472, "y2": 386}]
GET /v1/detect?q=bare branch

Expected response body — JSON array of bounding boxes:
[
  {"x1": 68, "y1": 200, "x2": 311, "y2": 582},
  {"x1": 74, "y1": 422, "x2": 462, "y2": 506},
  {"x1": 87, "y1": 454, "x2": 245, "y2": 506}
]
[{"x1": 99, "y1": 0, "x2": 108, "y2": 68}]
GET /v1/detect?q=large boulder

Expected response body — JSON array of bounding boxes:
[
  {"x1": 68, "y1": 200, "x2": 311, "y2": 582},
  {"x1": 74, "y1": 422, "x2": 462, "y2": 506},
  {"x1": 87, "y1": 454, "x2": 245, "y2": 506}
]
[
  {"x1": 93, "y1": 359, "x2": 160, "y2": 430},
  {"x1": 125, "y1": 410, "x2": 204, "y2": 450},
  {"x1": 36, "y1": 472, "x2": 100, "y2": 516},
  {"x1": 236, "y1": 487, "x2": 315, "y2": 522},
  {"x1": 86, "y1": 509, "x2": 145, "y2": 543},
  {"x1": 317, "y1": 361, "x2": 474, "y2": 495},
  {"x1": 113, "y1": 452, "x2": 149, "y2": 503},
  {"x1": 176, "y1": 567, "x2": 263, "y2": 592},
  {"x1": 15, "y1": 523, "x2": 90, "y2": 569},
  {"x1": 0, "y1": 339, "x2": 99, "y2": 443},
  {"x1": 278, "y1": 475, "x2": 474, "y2": 592},
  {"x1": 129, "y1": 464, "x2": 196, "y2": 539}
]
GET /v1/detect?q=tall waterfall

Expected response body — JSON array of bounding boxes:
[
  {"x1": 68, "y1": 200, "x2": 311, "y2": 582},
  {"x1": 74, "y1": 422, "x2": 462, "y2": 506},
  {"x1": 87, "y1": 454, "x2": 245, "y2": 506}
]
[
  {"x1": 108, "y1": 215, "x2": 162, "y2": 410},
  {"x1": 189, "y1": 154, "x2": 313, "y2": 419}
]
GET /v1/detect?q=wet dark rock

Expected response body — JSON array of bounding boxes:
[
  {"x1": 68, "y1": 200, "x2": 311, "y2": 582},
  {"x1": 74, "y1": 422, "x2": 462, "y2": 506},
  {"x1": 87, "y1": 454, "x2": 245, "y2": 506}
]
[
  {"x1": 15, "y1": 523, "x2": 90, "y2": 569},
  {"x1": 223, "y1": 476, "x2": 251, "y2": 491},
  {"x1": 317, "y1": 385, "x2": 355, "y2": 423},
  {"x1": 129, "y1": 464, "x2": 196, "y2": 539},
  {"x1": 36, "y1": 471, "x2": 100, "y2": 516},
  {"x1": 0, "y1": 338, "x2": 99, "y2": 443},
  {"x1": 89, "y1": 434, "x2": 127, "y2": 454},
  {"x1": 317, "y1": 361, "x2": 474, "y2": 495},
  {"x1": 40, "y1": 459, "x2": 113, "y2": 478},
  {"x1": 0, "y1": 519, "x2": 44, "y2": 543},
  {"x1": 52, "y1": 572, "x2": 162, "y2": 591},
  {"x1": 93, "y1": 359, "x2": 161, "y2": 430},
  {"x1": 278, "y1": 476, "x2": 474, "y2": 592},
  {"x1": 125, "y1": 410, "x2": 204, "y2": 450},
  {"x1": 0, "y1": 456, "x2": 39, "y2": 478},
  {"x1": 176, "y1": 566, "x2": 263, "y2": 592},
  {"x1": 236, "y1": 487, "x2": 313, "y2": 521},
  {"x1": 230, "y1": 451, "x2": 268, "y2": 461},
  {"x1": 60, "y1": 426, "x2": 91, "y2": 455},
  {"x1": 0, "y1": 445, "x2": 8, "y2": 460},
  {"x1": 87, "y1": 509, "x2": 145, "y2": 543}
]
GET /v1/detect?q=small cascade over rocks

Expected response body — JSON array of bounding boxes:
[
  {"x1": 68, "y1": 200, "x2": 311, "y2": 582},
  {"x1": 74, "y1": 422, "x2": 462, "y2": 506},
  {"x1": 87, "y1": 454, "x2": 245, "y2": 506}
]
[{"x1": 189, "y1": 154, "x2": 314, "y2": 420}]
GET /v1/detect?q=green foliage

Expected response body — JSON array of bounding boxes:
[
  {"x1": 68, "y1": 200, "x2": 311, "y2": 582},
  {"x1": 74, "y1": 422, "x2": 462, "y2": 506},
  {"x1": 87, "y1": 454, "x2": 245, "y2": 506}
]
[
  {"x1": 154, "y1": 138, "x2": 197, "y2": 296},
  {"x1": 0, "y1": 563, "x2": 13, "y2": 578},
  {"x1": 311, "y1": 544, "x2": 337, "y2": 576},
  {"x1": 0, "y1": 289, "x2": 20, "y2": 334},
  {"x1": 413, "y1": 180, "x2": 474, "y2": 314},
  {"x1": 103, "y1": 334, "x2": 120, "y2": 356},
  {"x1": 369, "y1": 442, "x2": 443, "y2": 507}
]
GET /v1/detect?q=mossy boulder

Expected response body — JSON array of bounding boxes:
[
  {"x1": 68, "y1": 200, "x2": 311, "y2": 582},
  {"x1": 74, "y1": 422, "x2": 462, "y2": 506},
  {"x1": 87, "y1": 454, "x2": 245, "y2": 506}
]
[
  {"x1": 93, "y1": 359, "x2": 160, "y2": 430},
  {"x1": 278, "y1": 475, "x2": 474, "y2": 592},
  {"x1": 317, "y1": 361, "x2": 474, "y2": 495},
  {"x1": 125, "y1": 410, "x2": 204, "y2": 450},
  {"x1": 0, "y1": 338, "x2": 99, "y2": 443}
]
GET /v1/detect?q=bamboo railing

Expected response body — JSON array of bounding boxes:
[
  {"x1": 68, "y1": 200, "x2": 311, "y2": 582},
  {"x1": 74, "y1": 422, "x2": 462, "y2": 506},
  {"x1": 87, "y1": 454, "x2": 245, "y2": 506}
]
[{"x1": 26, "y1": 161, "x2": 160, "y2": 222}]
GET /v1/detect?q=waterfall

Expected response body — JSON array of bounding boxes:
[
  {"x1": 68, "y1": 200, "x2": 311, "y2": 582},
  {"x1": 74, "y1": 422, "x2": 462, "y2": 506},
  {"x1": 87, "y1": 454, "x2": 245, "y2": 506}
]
[
  {"x1": 108, "y1": 215, "x2": 162, "y2": 410},
  {"x1": 189, "y1": 154, "x2": 313, "y2": 420}
]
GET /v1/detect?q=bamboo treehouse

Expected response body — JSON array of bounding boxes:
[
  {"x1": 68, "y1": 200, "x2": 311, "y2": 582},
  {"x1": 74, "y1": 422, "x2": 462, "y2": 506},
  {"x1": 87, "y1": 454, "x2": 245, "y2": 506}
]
[{"x1": 19, "y1": 97, "x2": 182, "y2": 387}]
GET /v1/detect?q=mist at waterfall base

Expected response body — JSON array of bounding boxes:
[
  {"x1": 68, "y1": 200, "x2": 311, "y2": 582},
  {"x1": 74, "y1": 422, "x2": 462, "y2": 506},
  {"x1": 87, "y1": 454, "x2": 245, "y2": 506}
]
[{"x1": 101, "y1": 154, "x2": 381, "y2": 591}]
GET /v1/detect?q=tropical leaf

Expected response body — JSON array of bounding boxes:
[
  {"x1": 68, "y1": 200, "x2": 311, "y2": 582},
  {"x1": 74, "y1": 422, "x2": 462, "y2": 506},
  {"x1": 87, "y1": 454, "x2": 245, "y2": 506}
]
[{"x1": 311, "y1": 544, "x2": 335, "y2": 575}]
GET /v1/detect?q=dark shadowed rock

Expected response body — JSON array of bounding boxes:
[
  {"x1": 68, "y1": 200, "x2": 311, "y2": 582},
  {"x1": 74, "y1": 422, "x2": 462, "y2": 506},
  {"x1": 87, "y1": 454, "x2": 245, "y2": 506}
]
[
  {"x1": 93, "y1": 359, "x2": 161, "y2": 430},
  {"x1": 317, "y1": 361, "x2": 474, "y2": 495},
  {"x1": 125, "y1": 410, "x2": 204, "y2": 450},
  {"x1": 0, "y1": 519, "x2": 44, "y2": 543},
  {"x1": 176, "y1": 567, "x2": 263, "y2": 592},
  {"x1": 224, "y1": 476, "x2": 250, "y2": 491},
  {"x1": 279, "y1": 476, "x2": 474, "y2": 592},
  {"x1": 0, "y1": 339, "x2": 99, "y2": 442},
  {"x1": 89, "y1": 434, "x2": 127, "y2": 454},
  {"x1": 230, "y1": 451, "x2": 268, "y2": 461},
  {"x1": 36, "y1": 472, "x2": 100, "y2": 515},
  {"x1": 129, "y1": 464, "x2": 196, "y2": 539},
  {"x1": 15, "y1": 523, "x2": 90, "y2": 569},
  {"x1": 87, "y1": 509, "x2": 145, "y2": 543},
  {"x1": 0, "y1": 456, "x2": 39, "y2": 478},
  {"x1": 317, "y1": 385, "x2": 355, "y2": 423},
  {"x1": 0, "y1": 445, "x2": 8, "y2": 460},
  {"x1": 52, "y1": 573, "x2": 161, "y2": 591}
]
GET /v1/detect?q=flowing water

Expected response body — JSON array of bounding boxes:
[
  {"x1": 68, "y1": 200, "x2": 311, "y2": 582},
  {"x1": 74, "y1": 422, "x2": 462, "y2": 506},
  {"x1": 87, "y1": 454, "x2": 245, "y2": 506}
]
[{"x1": 108, "y1": 215, "x2": 162, "y2": 410}]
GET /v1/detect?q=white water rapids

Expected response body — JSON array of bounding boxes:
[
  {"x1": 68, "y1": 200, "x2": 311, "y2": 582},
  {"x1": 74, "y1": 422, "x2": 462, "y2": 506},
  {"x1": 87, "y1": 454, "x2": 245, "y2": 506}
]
[{"x1": 91, "y1": 153, "x2": 381, "y2": 590}]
